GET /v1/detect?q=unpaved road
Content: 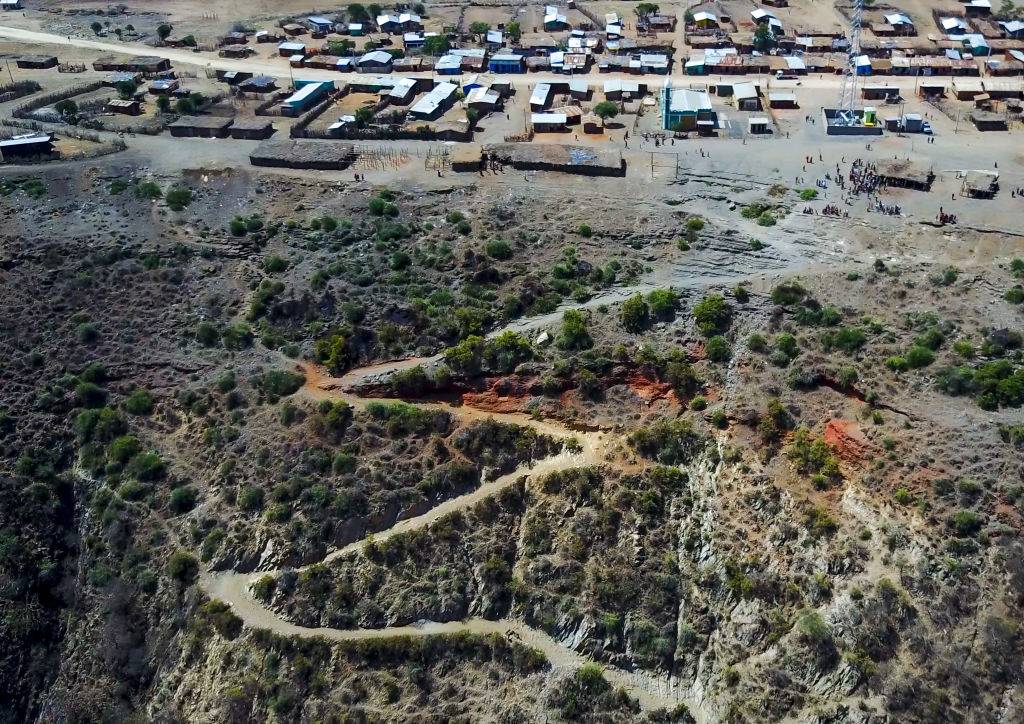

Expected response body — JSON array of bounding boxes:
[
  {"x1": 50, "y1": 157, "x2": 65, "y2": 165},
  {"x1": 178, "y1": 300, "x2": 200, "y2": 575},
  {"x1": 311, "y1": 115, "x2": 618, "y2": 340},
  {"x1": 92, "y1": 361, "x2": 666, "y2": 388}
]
[{"x1": 200, "y1": 358, "x2": 708, "y2": 719}]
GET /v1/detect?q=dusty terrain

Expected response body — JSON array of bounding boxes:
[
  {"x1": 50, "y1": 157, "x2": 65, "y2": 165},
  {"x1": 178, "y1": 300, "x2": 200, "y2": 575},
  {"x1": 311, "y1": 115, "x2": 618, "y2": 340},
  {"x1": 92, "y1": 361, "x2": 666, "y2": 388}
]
[{"x1": 0, "y1": 1, "x2": 1023, "y2": 722}]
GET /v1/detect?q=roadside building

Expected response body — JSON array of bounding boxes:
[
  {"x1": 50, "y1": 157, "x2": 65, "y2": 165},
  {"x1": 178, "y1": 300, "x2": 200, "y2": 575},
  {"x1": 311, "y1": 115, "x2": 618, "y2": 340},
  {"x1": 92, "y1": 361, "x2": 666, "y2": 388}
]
[
  {"x1": 348, "y1": 23, "x2": 364, "y2": 36},
  {"x1": 386, "y1": 76, "x2": 418, "y2": 105},
  {"x1": 962, "y1": 170, "x2": 999, "y2": 196},
  {"x1": 970, "y1": 110, "x2": 1008, "y2": 130},
  {"x1": 357, "y1": 50, "x2": 394, "y2": 72},
  {"x1": 603, "y1": 78, "x2": 642, "y2": 100},
  {"x1": 0, "y1": 132, "x2": 52, "y2": 160},
  {"x1": 436, "y1": 55, "x2": 463, "y2": 75},
  {"x1": 229, "y1": 118, "x2": 275, "y2": 139},
  {"x1": 0, "y1": 0, "x2": 24, "y2": 9},
  {"x1": 531, "y1": 112, "x2": 568, "y2": 132},
  {"x1": 239, "y1": 75, "x2": 276, "y2": 93},
  {"x1": 306, "y1": 16, "x2": 334, "y2": 34},
  {"x1": 254, "y1": 30, "x2": 283, "y2": 43},
  {"x1": 569, "y1": 79, "x2": 591, "y2": 100},
  {"x1": 732, "y1": 81, "x2": 761, "y2": 110},
  {"x1": 582, "y1": 113, "x2": 603, "y2": 133},
  {"x1": 530, "y1": 82, "x2": 552, "y2": 109},
  {"x1": 280, "y1": 80, "x2": 334, "y2": 116},
  {"x1": 465, "y1": 86, "x2": 500, "y2": 112},
  {"x1": 168, "y1": 116, "x2": 233, "y2": 138},
  {"x1": 488, "y1": 53, "x2": 525, "y2": 73},
  {"x1": 282, "y1": 23, "x2": 306, "y2": 36},
  {"x1": 148, "y1": 78, "x2": 179, "y2": 94},
  {"x1": 409, "y1": 81, "x2": 457, "y2": 120},
  {"x1": 661, "y1": 84, "x2": 716, "y2": 131},
  {"x1": 748, "y1": 117, "x2": 770, "y2": 134},
  {"x1": 278, "y1": 41, "x2": 306, "y2": 57},
  {"x1": 486, "y1": 30, "x2": 503, "y2": 48},
  {"x1": 92, "y1": 55, "x2": 171, "y2": 73},
  {"x1": 219, "y1": 44, "x2": 252, "y2": 58},
  {"x1": 768, "y1": 90, "x2": 798, "y2": 108}
]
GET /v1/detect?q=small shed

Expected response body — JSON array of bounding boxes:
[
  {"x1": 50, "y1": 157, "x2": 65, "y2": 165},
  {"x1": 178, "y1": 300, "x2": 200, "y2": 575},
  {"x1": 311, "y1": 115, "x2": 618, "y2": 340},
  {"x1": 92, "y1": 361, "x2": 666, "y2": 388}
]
[
  {"x1": 149, "y1": 78, "x2": 179, "y2": 94},
  {"x1": 16, "y1": 55, "x2": 58, "y2": 69},
  {"x1": 732, "y1": 81, "x2": 761, "y2": 110},
  {"x1": 582, "y1": 113, "x2": 604, "y2": 133},
  {"x1": 107, "y1": 99, "x2": 142, "y2": 115},
  {"x1": 876, "y1": 160, "x2": 934, "y2": 190},
  {"x1": 768, "y1": 91, "x2": 798, "y2": 108},
  {"x1": 748, "y1": 117, "x2": 770, "y2": 134},
  {"x1": 970, "y1": 110, "x2": 1008, "y2": 130},
  {"x1": 962, "y1": 170, "x2": 999, "y2": 197},
  {"x1": 0, "y1": 132, "x2": 53, "y2": 160}
]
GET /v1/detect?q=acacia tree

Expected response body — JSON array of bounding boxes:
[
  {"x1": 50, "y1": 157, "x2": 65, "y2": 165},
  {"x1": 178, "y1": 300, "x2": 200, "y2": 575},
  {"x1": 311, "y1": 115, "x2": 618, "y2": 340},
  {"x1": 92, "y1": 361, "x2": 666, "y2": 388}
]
[
  {"x1": 635, "y1": 3, "x2": 659, "y2": 18},
  {"x1": 593, "y1": 100, "x2": 619, "y2": 126}
]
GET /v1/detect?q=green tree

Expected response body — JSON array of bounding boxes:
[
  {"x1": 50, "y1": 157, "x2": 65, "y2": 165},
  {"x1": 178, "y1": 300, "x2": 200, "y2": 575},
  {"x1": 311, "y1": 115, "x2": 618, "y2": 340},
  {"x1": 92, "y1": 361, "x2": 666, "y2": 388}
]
[
  {"x1": 506, "y1": 21, "x2": 522, "y2": 42},
  {"x1": 115, "y1": 79, "x2": 137, "y2": 100},
  {"x1": 557, "y1": 309, "x2": 592, "y2": 350},
  {"x1": 469, "y1": 21, "x2": 490, "y2": 39},
  {"x1": 157, "y1": 23, "x2": 173, "y2": 40},
  {"x1": 635, "y1": 3, "x2": 659, "y2": 17},
  {"x1": 753, "y1": 23, "x2": 776, "y2": 52},
  {"x1": 55, "y1": 99, "x2": 78, "y2": 123},
  {"x1": 593, "y1": 100, "x2": 619, "y2": 126},
  {"x1": 423, "y1": 34, "x2": 450, "y2": 55},
  {"x1": 90, "y1": 21, "x2": 103, "y2": 35}
]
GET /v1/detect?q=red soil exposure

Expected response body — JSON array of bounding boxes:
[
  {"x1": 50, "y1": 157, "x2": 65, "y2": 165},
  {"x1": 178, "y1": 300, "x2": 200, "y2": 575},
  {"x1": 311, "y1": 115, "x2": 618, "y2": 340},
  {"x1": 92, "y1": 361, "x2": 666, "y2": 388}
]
[
  {"x1": 461, "y1": 376, "x2": 532, "y2": 413},
  {"x1": 626, "y1": 372, "x2": 676, "y2": 403},
  {"x1": 824, "y1": 419, "x2": 870, "y2": 464}
]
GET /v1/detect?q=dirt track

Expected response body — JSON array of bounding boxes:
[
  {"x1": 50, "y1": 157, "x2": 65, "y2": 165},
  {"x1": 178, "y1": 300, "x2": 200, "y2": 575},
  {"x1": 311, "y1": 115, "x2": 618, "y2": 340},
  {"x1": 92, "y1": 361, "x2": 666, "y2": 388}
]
[{"x1": 200, "y1": 355, "x2": 712, "y2": 718}]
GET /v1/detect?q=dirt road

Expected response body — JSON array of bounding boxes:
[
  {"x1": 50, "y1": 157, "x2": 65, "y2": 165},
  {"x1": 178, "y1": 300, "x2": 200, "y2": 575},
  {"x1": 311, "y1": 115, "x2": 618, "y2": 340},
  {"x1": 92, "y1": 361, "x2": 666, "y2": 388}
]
[
  {"x1": 0, "y1": 23, "x2": 876, "y2": 95},
  {"x1": 200, "y1": 356, "x2": 709, "y2": 719}
]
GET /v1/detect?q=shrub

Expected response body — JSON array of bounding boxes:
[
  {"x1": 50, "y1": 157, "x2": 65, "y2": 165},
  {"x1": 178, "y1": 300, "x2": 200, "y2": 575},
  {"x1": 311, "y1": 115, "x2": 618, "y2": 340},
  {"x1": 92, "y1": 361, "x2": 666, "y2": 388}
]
[
  {"x1": 75, "y1": 381, "x2": 107, "y2": 408},
  {"x1": 237, "y1": 486, "x2": 265, "y2": 511},
  {"x1": 485, "y1": 239, "x2": 513, "y2": 259},
  {"x1": 950, "y1": 510, "x2": 982, "y2": 536},
  {"x1": 1005, "y1": 286, "x2": 1024, "y2": 304},
  {"x1": 648, "y1": 288, "x2": 678, "y2": 319},
  {"x1": 705, "y1": 335, "x2": 731, "y2": 362},
  {"x1": 821, "y1": 327, "x2": 866, "y2": 354},
  {"x1": 756, "y1": 212, "x2": 776, "y2": 227},
  {"x1": 196, "y1": 322, "x2": 219, "y2": 346},
  {"x1": 484, "y1": 330, "x2": 532, "y2": 373},
  {"x1": 685, "y1": 216, "x2": 705, "y2": 232},
  {"x1": 577, "y1": 223, "x2": 592, "y2": 237},
  {"x1": 165, "y1": 185, "x2": 193, "y2": 211},
  {"x1": 261, "y1": 370, "x2": 305, "y2": 399},
  {"x1": 799, "y1": 188, "x2": 818, "y2": 201},
  {"x1": 628, "y1": 418, "x2": 702, "y2": 464},
  {"x1": 123, "y1": 388, "x2": 154, "y2": 415},
  {"x1": 263, "y1": 255, "x2": 289, "y2": 273},
  {"x1": 168, "y1": 486, "x2": 197, "y2": 514},
  {"x1": 770, "y1": 281, "x2": 806, "y2": 305},
  {"x1": 748, "y1": 333, "x2": 767, "y2": 352},
  {"x1": 557, "y1": 310, "x2": 592, "y2": 350},
  {"x1": 108, "y1": 435, "x2": 141, "y2": 465},
  {"x1": 127, "y1": 451, "x2": 165, "y2": 481},
  {"x1": 620, "y1": 293, "x2": 650, "y2": 332},
  {"x1": 167, "y1": 550, "x2": 198, "y2": 583},
  {"x1": 134, "y1": 181, "x2": 162, "y2": 200},
  {"x1": 905, "y1": 345, "x2": 935, "y2": 369},
  {"x1": 692, "y1": 294, "x2": 731, "y2": 335}
]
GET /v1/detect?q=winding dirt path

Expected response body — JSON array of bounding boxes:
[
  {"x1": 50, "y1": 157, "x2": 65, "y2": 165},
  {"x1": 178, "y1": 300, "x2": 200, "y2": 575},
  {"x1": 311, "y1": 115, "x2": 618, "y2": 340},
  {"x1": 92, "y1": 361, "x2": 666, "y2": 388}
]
[{"x1": 199, "y1": 359, "x2": 707, "y2": 719}]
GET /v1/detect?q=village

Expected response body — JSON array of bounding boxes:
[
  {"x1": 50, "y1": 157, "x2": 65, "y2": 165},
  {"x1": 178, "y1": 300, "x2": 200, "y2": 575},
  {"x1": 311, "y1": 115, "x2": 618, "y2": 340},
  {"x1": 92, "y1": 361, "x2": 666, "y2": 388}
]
[{"x1": 0, "y1": 0, "x2": 1020, "y2": 221}]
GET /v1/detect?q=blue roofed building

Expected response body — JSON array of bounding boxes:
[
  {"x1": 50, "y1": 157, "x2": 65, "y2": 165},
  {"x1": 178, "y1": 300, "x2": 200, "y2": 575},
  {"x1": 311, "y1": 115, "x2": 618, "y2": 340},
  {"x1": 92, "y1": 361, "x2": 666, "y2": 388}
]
[{"x1": 488, "y1": 53, "x2": 525, "y2": 73}]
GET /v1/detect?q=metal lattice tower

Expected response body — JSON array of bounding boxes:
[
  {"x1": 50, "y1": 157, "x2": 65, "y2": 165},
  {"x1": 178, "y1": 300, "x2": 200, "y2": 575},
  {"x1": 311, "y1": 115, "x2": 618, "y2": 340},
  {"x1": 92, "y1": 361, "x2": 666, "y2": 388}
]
[{"x1": 835, "y1": 0, "x2": 864, "y2": 125}]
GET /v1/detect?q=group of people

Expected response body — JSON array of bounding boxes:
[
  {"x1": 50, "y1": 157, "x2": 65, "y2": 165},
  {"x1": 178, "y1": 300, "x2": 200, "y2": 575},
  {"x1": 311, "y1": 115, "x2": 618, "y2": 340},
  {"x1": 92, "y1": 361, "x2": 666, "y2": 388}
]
[
  {"x1": 871, "y1": 199, "x2": 902, "y2": 216},
  {"x1": 816, "y1": 204, "x2": 849, "y2": 217},
  {"x1": 847, "y1": 158, "x2": 884, "y2": 197},
  {"x1": 937, "y1": 210, "x2": 959, "y2": 225}
]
